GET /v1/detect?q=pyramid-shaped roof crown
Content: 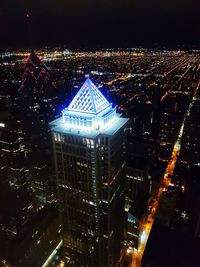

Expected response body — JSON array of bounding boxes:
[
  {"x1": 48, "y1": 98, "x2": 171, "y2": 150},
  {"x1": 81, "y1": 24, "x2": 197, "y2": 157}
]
[
  {"x1": 62, "y1": 77, "x2": 117, "y2": 130},
  {"x1": 67, "y1": 78, "x2": 110, "y2": 114}
]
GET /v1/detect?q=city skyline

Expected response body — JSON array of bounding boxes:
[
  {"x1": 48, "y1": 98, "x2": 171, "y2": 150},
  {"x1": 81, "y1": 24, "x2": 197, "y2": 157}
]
[
  {"x1": 0, "y1": 47, "x2": 199, "y2": 267},
  {"x1": 0, "y1": 1, "x2": 199, "y2": 266}
]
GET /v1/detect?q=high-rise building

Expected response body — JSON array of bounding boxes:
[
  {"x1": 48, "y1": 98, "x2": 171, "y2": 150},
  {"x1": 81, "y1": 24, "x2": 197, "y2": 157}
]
[
  {"x1": 16, "y1": 50, "x2": 58, "y2": 206},
  {"x1": 126, "y1": 157, "x2": 151, "y2": 219},
  {"x1": 0, "y1": 96, "x2": 35, "y2": 239},
  {"x1": 19, "y1": 49, "x2": 56, "y2": 95},
  {"x1": 50, "y1": 77, "x2": 129, "y2": 267},
  {"x1": 0, "y1": 63, "x2": 61, "y2": 267}
]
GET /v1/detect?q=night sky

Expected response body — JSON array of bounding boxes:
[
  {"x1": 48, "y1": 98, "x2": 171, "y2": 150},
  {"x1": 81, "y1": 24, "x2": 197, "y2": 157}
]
[{"x1": 0, "y1": 0, "x2": 200, "y2": 49}]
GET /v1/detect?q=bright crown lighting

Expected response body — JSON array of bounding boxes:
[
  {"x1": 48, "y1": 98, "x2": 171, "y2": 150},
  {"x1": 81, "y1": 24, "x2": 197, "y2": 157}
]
[{"x1": 62, "y1": 77, "x2": 116, "y2": 131}]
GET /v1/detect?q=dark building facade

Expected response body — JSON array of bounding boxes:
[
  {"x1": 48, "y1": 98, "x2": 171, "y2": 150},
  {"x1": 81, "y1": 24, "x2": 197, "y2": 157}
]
[{"x1": 0, "y1": 96, "x2": 35, "y2": 239}]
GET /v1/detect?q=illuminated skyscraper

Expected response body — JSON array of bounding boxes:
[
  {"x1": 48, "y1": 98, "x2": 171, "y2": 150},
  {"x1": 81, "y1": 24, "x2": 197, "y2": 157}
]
[
  {"x1": 16, "y1": 50, "x2": 58, "y2": 207},
  {"x1": 50, "y1": 77, "x2": 128, "y2": 267},
  {"x1": 19, "y1": 50, "x2": 56, "y2": 94}
]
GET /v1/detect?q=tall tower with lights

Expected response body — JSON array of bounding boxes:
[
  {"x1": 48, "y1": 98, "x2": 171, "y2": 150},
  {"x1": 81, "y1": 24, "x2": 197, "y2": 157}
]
[{"x1": 50, "y1": 76, "x2": 128, "y2": 267}]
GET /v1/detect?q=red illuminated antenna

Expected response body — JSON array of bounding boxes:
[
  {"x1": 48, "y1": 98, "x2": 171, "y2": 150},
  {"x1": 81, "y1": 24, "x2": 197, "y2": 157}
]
[{"x1": 26, "y1": 12, "x2": 33, "y2": 51}]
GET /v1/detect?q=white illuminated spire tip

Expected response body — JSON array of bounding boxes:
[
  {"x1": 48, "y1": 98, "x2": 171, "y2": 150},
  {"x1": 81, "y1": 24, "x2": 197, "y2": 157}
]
[{"x1": 85, "y1": 74, "x2": 90, "y2": 79}]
